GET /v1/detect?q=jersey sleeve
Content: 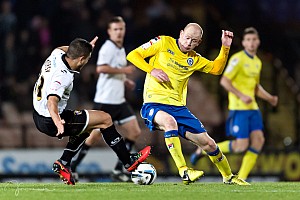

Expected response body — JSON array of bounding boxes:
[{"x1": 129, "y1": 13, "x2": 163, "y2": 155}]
[
  {"x1": 97, "y1": 42, "x2": 114, "y2": 66},
  {"x1": 127, "y1": 36, "x2": 163, "y2": 73},
  {"x1": 223, "y1": 54, "x2": 241, "y2": 80},
  {"x1": 195, "y1": 45, "x2": 230, "y2": 75},
  {"x1": 47, "y1": 70, "x2": 72, "y2": 100}
]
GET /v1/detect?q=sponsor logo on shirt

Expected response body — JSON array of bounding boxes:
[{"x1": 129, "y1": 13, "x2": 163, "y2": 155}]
[{"x1": 167, "y1": 49, "x2": 174, "y2": 55}]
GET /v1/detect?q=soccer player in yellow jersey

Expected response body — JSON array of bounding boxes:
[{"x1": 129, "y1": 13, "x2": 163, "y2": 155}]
[
  {"x1": 190, "y1": 27, "x2": 278, "y2": 181},
  {"x1": 127, "y1": 23, "x2": 249, "y2": 185}
]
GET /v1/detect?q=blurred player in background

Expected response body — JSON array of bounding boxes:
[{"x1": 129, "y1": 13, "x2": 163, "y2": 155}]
[
  {"x1": 127, "y1": 23, "x2": 249, "y2": 185},
  {"x1": 70, "y1": 16, "x2": 142, "y2": 182},
  {"x1": 190, "y1": 27, "x2": 278, "y2": 180},
  {"x1": 32, "y1": 36, "x2": 150, "y2": 185}
]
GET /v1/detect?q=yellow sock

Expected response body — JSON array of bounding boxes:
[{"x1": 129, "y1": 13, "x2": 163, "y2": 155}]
[
  {"x1": 238, "y1": 149, "x2": 259, "y2": 180},
  {"x1": 217, "y1": 140, "x2": 231, "y2": 153},
  {"x1": 208, "y1": 147, "x2": 232, "y2": 177},
  {"x1": 165, "y1": 136, "x2": 187, "y2": 175}
]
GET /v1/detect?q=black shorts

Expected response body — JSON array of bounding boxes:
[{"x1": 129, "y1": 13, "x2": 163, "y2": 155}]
[
  {"x1": 33, "y1": 109, "x2": 88, "y2": 137},
  {"x1": 93, "y1": 102, "x2": 135, "y2": 125}
]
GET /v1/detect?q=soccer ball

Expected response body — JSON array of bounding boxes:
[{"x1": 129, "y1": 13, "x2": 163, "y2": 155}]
[{"x1": 131, "y1": 163, "x2": 157, "y2": 185}]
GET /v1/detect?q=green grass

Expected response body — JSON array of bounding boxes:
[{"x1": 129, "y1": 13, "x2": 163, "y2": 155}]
[{"x1": 1, "y1": 182, "x2": 300, "y2": 200}]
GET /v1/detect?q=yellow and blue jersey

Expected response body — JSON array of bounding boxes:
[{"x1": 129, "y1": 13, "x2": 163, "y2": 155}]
[
  {"x1": 127, "y1": 36, "x2": 230, "y2": 106},
  {"x1": 223, "y1": 50, "x2": 262, "y2": 110}
]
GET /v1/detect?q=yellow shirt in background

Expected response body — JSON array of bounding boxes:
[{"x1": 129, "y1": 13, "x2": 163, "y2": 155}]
[{"x1": 223, "y1": 50, "x2": 262, "y2": 110}]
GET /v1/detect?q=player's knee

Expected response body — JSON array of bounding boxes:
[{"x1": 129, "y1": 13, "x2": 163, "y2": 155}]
[
  {"x1": 163, "y1": 116, "x2": 178, "y2": 130},
  {"x1": 233, "y1": 145, "x2": 248, "y2": 153},
  {"x1": 202, "y1": 139, "x2": 217, "y2": 152},
  {"x1": 100, "y1": 112, "x2": 113, "y2": 128}
]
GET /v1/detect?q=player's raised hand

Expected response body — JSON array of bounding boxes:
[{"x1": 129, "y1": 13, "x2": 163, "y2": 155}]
[
  {"x1": 90, "y1": 36, "x2": 98, "y2": 48},
  {"x1": 150, "y1": 68, "x2": 170, "y2": 82},
  {"x1": 221, "y1": 30, "x2": 234, "y2": 47}
]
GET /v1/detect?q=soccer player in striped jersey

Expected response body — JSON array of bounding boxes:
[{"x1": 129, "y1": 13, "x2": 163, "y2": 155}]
[
  {"x1": 190, "y1": 27, "x2": 278, "y2": 181},
  {"x1": 32, "y1": 37, "x2": 150, "y2": 185},
  {"x1": 127, "y1": 23, "x2": 249, "y2": 185}
]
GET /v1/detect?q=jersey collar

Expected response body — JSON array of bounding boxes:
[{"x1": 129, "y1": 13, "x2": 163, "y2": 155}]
[
  {"x1": 108, "y1": 39, "x2": 123, "y2": 49},
  {"x1": 62, "y1": 54, "x2": 80, "y2": 74},
  {"x1": 243, "y1": 50, "x2": 254, "y2": 59}
]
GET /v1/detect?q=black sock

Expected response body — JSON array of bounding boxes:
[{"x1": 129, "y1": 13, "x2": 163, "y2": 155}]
[
  {"x1": 101, "y1": 125, "x2": 131, "y2": 168},
  {"x1": 60, "y1": 132, "x2": 90, "y2": 166},
  {"x1": 115, "y1": 138, "x2": 135, "y2": 171},
  {"x1": 125, "y1": 138, "x2": 135, "y2": 152},
  {"x1": 70, "y1": 143, "x2": 91, "y2": 172}
]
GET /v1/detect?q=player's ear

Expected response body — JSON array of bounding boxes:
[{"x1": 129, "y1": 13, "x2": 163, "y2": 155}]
[
  {"x1": 197, "y1": 39, "x2": 202, "y2": 46},
  {"x1": 179, "y1": 30, "x2": 184, "y2": 38}
]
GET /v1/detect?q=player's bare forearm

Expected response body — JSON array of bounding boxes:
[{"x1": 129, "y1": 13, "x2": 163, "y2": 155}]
[
  {"x1": 47, "y1": 97, "x2": 61, "y2": 124},
  {"x1": 96, "y1": 65, "x2": 134, "y2": 74},
  {"x1": 256, "y1": 84, "x2": 278, "y2": 106}
]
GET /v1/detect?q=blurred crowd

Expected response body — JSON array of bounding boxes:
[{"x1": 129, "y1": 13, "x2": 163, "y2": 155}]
[{"x1": 0, "y1": 0, "x2": 300, "y2": 126}]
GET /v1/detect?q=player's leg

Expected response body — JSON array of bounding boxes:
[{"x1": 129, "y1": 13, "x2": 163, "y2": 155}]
[
  {"x1": 190, "y1": 110, "x2": 239, "y2": 165},
  {"x1": 186, "y1": 131, "x2": 249, "y2": 185},
  {"x1": 186, "y1": 132, "x2": 232, "y2": 178},
  {"x1": 112, "y1": 117, "x2": 141, "y2": 182},
  {"x1": 52, "y1": 110, "x2": 91, "y2": 185},
  {"x1": 70, "y1": 130, "x2": 101, "y2": 180},
  {"x1": 86, "y1": 110, "x2": 150, "y2": 172},
  {"x1": 238, "y1": 130, "x2": 264, "y2": 180},
  {"x1": 154, "y1": 111, "x2": 204, "y2": 184},
  {"x1": 141, "y1": 103, "x2": 203, "y2": 184},
  {"x1": 154, "y1": 110, "x2": 187, "y2": 170}
]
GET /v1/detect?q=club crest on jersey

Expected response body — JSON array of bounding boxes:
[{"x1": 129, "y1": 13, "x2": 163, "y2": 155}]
[
  {"x1": 74, "y1": 110, "x2": 82, "y2": 115},
  {"x1": 141, "y1": 36, "x2": 161, "y2": 50},
  {"x1": 187, "y1": 58, "x2": 194, "y2": 66}
]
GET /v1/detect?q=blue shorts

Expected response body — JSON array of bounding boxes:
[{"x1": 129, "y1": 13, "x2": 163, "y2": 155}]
[
  {"x1": 226, "y1": 110, "x2": 264, "y2": 139},
  {"x1": 140, "y1": 103, "x2": 206, "y2": 138}
]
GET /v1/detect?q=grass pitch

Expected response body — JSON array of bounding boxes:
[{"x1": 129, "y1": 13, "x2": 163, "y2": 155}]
[{"x1": 1, "y1": 182, "x2": 299, "y2": 200}]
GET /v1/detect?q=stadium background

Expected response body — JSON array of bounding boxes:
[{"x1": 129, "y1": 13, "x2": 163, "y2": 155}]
[{"x1": 0, "y1": 0, "x2": 299, "y2": 181}]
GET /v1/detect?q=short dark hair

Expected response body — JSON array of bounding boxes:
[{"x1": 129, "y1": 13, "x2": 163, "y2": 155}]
[
  {"x1": 107, "y1": 16, "x2": 125, "y2": 29},
  {"x1": 243, "y1": 27, "x2": 259, "y2": 39},
  {"x1": 67, "y1": 38, "x2": 92, "y2": 59}
]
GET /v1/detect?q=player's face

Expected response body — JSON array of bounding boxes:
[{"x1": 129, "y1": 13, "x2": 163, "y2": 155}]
[
  {"x1": 108, "y1": 22, "x2": 126, "y2": 45},
  {"x1": 179, "y1": 28, "x2": 202, "y2": 53},
  {"x1": 242, "y1": 33, "x2": 260, "y2": 53}
]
